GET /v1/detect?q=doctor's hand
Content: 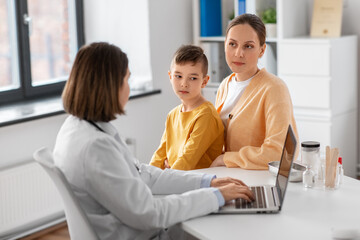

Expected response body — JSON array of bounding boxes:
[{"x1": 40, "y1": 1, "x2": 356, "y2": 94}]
[
  {"x1": 210, "y1": 154, "x2": 225, "y2": 167},
  {"x1": 211, "y1": 177, "x2": 248, "y2": 188},
  {"x1": 218, "y1": 183, "x2": 254, "y2": 202},
  {"x1": 164, "y1": 159, "x2": 170, "y2": 169}
]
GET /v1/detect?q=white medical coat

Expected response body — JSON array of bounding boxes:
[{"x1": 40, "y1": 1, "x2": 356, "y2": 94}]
[{"x1": 53, "y1": 116, "x2": 219, "y2": 240}]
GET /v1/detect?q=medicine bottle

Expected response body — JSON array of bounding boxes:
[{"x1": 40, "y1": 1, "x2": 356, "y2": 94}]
[
  {"x1": 301, "y1": 141, "x2": 320, "y2": 188},
  {"x1": 301, "y1": 141, "x2": 320, "y2": 167},
  {"x1": 303, "y1": 166, "x2": 314, "y2": 188}
]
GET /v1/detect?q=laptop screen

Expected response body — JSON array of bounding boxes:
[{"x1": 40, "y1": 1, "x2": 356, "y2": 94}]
[{"x1": 276, "y1": 125, "x2": 297, "y2": 206}]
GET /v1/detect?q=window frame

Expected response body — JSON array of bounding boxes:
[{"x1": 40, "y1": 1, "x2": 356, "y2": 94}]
[{"x1": 0, "y1": 0, "x2": 85, "y2": 104}]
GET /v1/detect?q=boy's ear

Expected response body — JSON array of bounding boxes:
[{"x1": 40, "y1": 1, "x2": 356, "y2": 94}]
[
  {"x1": 168, "y1": 71, "x2": 172, "y2": 80},
  {"x1": 201, "y1": 75, "x2": 210, "y2": 88}
]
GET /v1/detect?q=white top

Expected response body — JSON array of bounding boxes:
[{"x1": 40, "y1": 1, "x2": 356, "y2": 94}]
[
  {"x1": 220, "y1": 75, "x2": 252, "y2": 126},
  {"x1": 182, "y1": 167, "x2": 360, "y2": 240},
  {"x1": 53, "y1": 116, "x2": 219, "y2": 240}
]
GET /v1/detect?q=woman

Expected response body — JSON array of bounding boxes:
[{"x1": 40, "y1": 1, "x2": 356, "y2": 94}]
[
  {"x1": 210, "y1": 14, "x2": 298, "y2": 169},
  {"x1": 53, "y1": 42, "x2": 254, "y2": 240}
]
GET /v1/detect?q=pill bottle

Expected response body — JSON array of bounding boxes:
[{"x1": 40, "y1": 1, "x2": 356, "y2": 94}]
[{"x1": 301, "y1": 141, "x2": 320, "y2": 188}]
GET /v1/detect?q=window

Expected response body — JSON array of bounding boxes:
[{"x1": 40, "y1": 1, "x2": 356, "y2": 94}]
[{"x1": 0, "y1": 0, "x2": 84, "y2": 104}]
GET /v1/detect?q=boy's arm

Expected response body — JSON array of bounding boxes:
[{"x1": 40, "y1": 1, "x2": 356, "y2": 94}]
[
  {"x1": 149, "y1": 129, "x2": 167, "y2": 169},
  {"x1": 171, "y1": 113, "x2": 223, "y2": 170}
]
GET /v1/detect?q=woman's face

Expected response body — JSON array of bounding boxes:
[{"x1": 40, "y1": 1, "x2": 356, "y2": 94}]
[
  {"x1": 119, "y1": 68, "x2": 130, "y2": 108},
  {"x1": 225, "y1": 23, "x2": 266, "y2": 80}
]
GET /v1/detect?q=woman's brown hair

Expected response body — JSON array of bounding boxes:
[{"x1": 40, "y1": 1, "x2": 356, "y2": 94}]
[
  {"x1": 226, "y1": 13, "x2": 266, "y2": 46},
  {"x1": 62, "y1": 42, "x2": 128, "y2": 122}
]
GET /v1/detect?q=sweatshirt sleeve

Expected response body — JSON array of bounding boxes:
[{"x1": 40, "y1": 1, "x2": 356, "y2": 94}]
[
  {"x1": 224, "y1": 82, "x2": 296, "y2": 169},
  {"x1": 171, "y1": 113, "x2": 223, "y2": 170}
]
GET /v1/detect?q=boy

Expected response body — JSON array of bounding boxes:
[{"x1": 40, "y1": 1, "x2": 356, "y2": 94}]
[{"x1": 150, "y1": 45, "x2": 224, "y2": 170}]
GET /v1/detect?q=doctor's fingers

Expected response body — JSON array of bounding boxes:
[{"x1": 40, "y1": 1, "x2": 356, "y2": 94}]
[
  {"x1": 212, "y1": 177, "x2": 248, "y2": 187},
  {"x1": 219, "y1": 184, "x2": 254, "y2": 202},
  {"x1": 232, "y1": 185, "x2": 255, "y2": 202},
  {"x1": 225, "y1": 177, "x2": 248, "y2": 187}
]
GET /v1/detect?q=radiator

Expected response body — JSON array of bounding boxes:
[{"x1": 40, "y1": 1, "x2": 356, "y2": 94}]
[{"x1": 0, "y1": 162, "x2": 64, "y2": 238}]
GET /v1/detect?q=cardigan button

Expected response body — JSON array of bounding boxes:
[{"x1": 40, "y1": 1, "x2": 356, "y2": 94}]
[{"x1": 228, "y1": 114, "x2": 233, "y2": 119}]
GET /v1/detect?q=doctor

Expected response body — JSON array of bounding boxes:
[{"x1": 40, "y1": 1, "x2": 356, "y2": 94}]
[{"x1": 53, "y1": 42, "x2": 254, "y2": 240}]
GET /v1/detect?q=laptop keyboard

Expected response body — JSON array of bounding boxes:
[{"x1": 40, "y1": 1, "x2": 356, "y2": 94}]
[{"x1": 235, "y1": 186, "x2": 267, "y2": 209}]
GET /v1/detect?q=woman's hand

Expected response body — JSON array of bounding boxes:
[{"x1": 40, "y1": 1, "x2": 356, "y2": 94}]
[
  {"x1": 211, "y1": 177, "x2": 247, "y2": 188},
  {"x1": 218, "y1": 183, "x2": 254, "y2": 202},
  {"x1": 164, "y1": 159, "x2": 170, "y2": 169},
  {"x1": 210, "y1": 154, "x2": 225, "y2": 167}
]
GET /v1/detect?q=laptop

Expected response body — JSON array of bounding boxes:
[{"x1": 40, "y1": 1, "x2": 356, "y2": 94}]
[{"x1": 217, "y1": 124, "x2": 297, "y2": 214}]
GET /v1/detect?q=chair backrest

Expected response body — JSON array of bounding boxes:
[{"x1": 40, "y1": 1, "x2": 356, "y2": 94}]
[{"x1": 33, "y1": 147, "x2": 99, "y2": 240}]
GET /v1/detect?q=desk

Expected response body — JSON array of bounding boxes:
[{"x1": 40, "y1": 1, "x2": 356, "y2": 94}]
[{"x1": 181, "y1": 167, "x2": 360, "y2": 240}]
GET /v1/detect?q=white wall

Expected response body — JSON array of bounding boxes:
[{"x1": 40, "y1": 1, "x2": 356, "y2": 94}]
[
  {"x1": 0, "y1": 115, "x2": 68, "y2": 169},
  {"x1": 83, "y1": 0, "x2": 153, "y2": 88}
]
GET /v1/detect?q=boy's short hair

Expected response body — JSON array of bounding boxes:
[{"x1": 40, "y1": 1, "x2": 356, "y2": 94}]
[
  {"x1": 62, "y1": 42, "x2": 128, "y2": 122},
  {"x1": 171, "y1": 45, "x2": 208, "y2": 76}
]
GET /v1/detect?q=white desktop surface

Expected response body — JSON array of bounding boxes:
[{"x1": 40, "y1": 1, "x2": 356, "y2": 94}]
[{"x1": 181, "y1": 167, "x2": 360, "y2": 240}]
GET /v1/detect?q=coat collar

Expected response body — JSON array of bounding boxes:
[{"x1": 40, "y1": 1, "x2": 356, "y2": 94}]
[{"x1": 92, "y1": 121, "x2": 119, "y2": 138}]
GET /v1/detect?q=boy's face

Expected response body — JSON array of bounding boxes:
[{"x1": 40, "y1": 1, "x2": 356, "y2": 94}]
[{"x1": 169, "y1": 62, "x2": 209, "y2": 103}]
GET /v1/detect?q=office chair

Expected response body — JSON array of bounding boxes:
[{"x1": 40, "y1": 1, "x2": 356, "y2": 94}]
[{"x1": 33, "y1": 147, "x2": 99, "y2": 240}]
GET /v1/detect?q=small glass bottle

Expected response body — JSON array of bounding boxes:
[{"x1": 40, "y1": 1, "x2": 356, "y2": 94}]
[
  {"x1": 303, "y1": 166, "x2": 314, "y2": 188},
  {"x1": 336, "y1": 157, "x2": 344, "y2": 187},
  {"x1": 301, "y1": 141, "x2": 320, "y2": 188}
]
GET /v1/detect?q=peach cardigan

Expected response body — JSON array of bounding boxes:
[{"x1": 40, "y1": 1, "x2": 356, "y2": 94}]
[{"x1": 216, "y1": 68, "x2": 299, "y2": 169}]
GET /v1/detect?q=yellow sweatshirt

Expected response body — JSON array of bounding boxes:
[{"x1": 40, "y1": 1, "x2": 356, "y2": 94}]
[
  {"x1": 150, "y1": 101, "x2": 224, "y2": 170},
  {"x1": 216, "y1": 68, "x2": 299, "y2": 170}
]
